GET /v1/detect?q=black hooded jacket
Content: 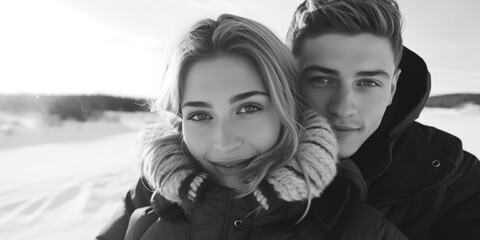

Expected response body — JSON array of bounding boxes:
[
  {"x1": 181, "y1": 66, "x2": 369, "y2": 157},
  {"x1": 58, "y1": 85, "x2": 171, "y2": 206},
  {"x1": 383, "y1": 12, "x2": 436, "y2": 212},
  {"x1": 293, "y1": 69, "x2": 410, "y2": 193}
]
[{"x1": 96, "y1": 47, "x2": 480, "y2": 239}]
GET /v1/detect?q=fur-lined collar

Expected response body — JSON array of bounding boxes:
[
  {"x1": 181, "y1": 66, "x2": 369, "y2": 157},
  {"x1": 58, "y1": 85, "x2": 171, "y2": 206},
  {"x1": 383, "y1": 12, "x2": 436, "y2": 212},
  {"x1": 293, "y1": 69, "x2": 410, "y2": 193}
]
[{"x1": 139, "y1": 111, "x2": 338, "y2": 213}]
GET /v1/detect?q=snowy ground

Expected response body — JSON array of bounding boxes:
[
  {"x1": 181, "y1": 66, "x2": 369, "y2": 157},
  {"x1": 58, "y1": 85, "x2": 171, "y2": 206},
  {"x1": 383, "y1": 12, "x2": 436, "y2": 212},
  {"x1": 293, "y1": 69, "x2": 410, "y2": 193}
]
[
  {"x1": 0, "y1": 107, "x2": 479, "y2": 240},
  {"x1": 0, "y1": 111, "x2": 157, "y2": 240}
]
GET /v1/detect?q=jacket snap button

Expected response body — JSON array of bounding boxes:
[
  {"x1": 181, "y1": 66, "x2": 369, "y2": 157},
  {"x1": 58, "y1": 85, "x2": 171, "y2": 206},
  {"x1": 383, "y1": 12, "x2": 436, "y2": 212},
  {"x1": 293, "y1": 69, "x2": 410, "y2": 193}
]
[
  {"x1": 233, "y1": 219, "x2": 243, "y2": 227},
  {"x1": 432, "y1": 160, "x2": 441, "y2": 168}
]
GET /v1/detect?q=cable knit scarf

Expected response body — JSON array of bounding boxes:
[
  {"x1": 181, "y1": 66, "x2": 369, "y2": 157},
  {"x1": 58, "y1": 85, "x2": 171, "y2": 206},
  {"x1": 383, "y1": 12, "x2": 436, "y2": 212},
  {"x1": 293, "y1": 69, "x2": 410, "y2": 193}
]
[{"x1": 138, "y1": 111, "x2": 338, "y2": 211}]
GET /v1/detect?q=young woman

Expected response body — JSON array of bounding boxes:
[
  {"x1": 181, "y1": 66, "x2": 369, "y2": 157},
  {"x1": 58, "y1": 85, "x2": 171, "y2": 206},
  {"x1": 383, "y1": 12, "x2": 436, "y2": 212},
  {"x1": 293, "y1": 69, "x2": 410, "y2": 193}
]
[{"x1": 123, "y1": 14, "x2": 338, "y2": 239}]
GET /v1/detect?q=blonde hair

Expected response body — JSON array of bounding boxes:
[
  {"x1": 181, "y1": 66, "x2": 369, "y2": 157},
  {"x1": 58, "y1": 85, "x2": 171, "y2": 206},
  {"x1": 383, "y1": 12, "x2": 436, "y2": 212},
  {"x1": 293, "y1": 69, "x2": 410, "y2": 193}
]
[{"x1": 142, "y1": 14, "x2": 311, "y2": 201}]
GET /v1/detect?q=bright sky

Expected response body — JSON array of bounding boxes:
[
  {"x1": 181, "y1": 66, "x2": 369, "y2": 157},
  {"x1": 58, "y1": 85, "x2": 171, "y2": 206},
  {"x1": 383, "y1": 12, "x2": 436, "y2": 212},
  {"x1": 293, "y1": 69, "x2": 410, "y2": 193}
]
[{"x1": 1, "y1": 0, "x2": 479, "y2": 98}]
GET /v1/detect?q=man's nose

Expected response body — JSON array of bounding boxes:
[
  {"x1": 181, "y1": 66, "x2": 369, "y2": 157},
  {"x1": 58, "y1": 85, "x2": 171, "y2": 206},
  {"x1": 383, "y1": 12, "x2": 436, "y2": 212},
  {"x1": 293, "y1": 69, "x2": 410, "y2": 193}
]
[
  {"x1": 213, "y1": 120, "x2": 242, "y2": 153},
  {"x1": 327, "y1": 87, "x2": 357, "y2": 118}
]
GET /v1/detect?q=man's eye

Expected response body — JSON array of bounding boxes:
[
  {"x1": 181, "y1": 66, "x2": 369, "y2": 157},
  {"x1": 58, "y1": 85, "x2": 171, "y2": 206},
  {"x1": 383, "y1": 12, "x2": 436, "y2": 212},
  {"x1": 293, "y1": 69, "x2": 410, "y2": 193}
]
[
  {"x1": 237, "y1": 103, "x2": 262, "y2": 114},
  {"x1": 359, "y1": 80, "x2": 381, "y2": 87},
  {"x1": 187, "y1": 112, "x2": 212, "y2": 121}
]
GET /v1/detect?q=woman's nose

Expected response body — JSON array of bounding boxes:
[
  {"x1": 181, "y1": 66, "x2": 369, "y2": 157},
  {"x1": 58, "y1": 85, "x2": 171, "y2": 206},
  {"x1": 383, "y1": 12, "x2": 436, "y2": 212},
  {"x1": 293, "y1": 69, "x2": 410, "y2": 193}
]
[{"x1": 213, "y1": 120, "x2": 242, "y2": 153}]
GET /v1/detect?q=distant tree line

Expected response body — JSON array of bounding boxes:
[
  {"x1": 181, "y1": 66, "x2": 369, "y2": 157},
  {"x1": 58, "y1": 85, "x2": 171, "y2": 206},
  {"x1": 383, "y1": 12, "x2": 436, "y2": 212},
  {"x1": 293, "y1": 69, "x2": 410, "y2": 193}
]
[
  {"x1": 0, "y1": 94, "x2": 149, "y2": 121},
  {"x1": 1, "y1": 93, "x2": 479, "y2": 121},
  {"x1": 425, "y1": 93, "x2": 480, "y2": 108}
]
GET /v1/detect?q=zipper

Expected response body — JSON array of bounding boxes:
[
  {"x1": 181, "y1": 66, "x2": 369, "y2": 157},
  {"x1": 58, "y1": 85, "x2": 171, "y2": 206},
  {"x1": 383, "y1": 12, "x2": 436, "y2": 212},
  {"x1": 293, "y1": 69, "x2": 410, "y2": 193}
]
[
  {"x1": 190, "y1": 208, "x2": 196, "y2": 240},
  {"x1": 221, "y1": 192, "x2": 234, "y2": 240}
]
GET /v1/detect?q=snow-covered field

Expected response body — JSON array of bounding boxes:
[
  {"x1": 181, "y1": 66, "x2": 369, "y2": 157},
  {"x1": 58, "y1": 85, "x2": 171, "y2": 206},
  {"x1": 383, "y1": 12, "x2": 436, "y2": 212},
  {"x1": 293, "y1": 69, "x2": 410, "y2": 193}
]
[
  {"x1": 0, "y1": 107, "x2": 479, "y2": 240},
  {"x1": 0, "y1": 111, "x2": 157, "y2": 240}
]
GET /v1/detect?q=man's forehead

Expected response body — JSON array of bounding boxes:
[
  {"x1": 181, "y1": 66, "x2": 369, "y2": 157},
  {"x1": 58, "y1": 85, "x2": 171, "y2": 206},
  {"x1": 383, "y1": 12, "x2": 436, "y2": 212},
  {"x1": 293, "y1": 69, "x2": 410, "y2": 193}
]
[
  {"x1": 303, "y1": 33, "x2": 392, "y2": 52},
  {"x1": 298, "y1": 33, "x2": 397, "y2": 74}
]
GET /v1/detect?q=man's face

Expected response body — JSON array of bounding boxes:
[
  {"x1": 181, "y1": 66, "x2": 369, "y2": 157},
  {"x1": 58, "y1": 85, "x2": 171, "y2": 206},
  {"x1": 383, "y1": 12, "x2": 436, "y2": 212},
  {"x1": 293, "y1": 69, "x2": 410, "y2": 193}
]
[{"x1": 297, "y1": 33, "x2": 400, "y2": 159}]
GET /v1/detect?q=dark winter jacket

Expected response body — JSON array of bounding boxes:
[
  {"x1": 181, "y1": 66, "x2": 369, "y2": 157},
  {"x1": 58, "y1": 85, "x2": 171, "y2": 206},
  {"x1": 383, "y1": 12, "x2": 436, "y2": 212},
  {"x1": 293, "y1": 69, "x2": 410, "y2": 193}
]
[
  {"x1": 97, "y1": 162, "x2": 405, "y2": 240},
  {"x1": 349, "y1": 46, "x2": 480, "y2": 240}
]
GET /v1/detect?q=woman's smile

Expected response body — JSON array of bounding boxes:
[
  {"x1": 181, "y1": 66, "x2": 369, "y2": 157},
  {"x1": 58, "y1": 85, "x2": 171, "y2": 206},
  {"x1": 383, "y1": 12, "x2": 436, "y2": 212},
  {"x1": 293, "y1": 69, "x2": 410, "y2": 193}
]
[{"x1": 208, "y1": 156, "x2": 255, "y2": 168}]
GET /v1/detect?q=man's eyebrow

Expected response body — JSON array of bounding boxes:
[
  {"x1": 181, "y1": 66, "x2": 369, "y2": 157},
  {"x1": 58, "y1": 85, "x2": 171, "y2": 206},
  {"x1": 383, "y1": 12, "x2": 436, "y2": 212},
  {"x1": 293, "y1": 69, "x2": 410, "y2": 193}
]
[
  {"x1": 357, "y1": 70, "x2": 390, "y2": 78},
  {"x1": 182, "y1": 101, "x2": 212, "y2": 108},
  {"x1": 301, "y1": 65, "x2": 339, "y2": 75},
  {"x1": 230, "y1": 91, "x2": 268, "y2": 104}
]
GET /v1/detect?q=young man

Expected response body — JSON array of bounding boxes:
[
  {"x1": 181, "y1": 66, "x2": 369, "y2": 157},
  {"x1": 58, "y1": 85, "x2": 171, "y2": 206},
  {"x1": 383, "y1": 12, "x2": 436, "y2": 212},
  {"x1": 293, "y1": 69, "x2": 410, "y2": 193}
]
[{"x1": 287, "y1": 0, "x2": 480, "y2": 239}]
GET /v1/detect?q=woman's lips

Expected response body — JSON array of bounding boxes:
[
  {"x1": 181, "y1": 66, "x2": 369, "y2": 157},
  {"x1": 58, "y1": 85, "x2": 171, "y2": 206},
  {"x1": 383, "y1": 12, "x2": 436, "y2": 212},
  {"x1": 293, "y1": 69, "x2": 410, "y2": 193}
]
[{"x1": 209, "y1": 157, "x2": 254, "y2": 168}]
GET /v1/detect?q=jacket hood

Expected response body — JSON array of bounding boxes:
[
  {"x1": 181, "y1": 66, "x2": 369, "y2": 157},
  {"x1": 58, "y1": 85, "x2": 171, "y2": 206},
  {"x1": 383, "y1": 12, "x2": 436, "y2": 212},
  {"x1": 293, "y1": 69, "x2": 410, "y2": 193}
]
[
  {"x1": 381, "y1": 46, "x2": 431, "y2": 139},
  {"x1": 351, "y1": 46, "x2": 431, "y2": 180}
]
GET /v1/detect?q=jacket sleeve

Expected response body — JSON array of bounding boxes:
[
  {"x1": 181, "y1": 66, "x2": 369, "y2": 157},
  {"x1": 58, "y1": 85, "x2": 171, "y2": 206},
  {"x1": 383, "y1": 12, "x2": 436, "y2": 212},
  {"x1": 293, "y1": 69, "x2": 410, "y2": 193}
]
[
  {"x1": 332, "y1": 160, "x2": 409, "y2": 240},
  {"x1": 124, "y1": 207, "x2": 159, "y2": 240},
  {"x1": 96, "y1": 177, "x2": 153, "y2": 240},
  {"x1": 428, "y1": 151, "x2": 480, "y2": 240}
]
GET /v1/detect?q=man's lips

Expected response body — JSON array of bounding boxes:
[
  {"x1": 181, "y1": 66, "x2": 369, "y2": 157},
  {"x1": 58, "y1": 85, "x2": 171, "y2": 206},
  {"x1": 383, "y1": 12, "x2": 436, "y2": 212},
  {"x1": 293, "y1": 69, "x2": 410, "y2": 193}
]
[
  {"x1": 331, "y1": 124, "x2": 360, "y2": 137},
  {"x1": 331, "y1": 123, "x2": 360, "y2": 131}
]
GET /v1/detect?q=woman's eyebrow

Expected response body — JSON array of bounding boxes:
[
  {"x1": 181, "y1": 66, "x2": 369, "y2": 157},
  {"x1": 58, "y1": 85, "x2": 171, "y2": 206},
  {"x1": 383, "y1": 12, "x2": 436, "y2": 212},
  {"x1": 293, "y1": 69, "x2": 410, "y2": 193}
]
[
  {"x1": 230, "y1": 91, "x2": 268, "y2": 104},
  {"x1": 182, "y1": 101, "x2": 212, "y2": 108},
  {"x1": 182, "y1": 91, "x2": 268, "y2": 108}
]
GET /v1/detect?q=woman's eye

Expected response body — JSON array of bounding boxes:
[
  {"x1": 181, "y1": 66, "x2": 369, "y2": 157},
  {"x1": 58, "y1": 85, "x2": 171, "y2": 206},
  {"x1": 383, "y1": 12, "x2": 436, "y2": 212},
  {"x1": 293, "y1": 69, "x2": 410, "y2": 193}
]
[
  {"x1": 187, "y1": 112, "x2": 212, "y2": 121},
  {"x1": 238, "y1": 103, "x2": 262, "y2": 114},
  {"x1": 310, "y1": 77, "x2": 332, "y2": 87}
]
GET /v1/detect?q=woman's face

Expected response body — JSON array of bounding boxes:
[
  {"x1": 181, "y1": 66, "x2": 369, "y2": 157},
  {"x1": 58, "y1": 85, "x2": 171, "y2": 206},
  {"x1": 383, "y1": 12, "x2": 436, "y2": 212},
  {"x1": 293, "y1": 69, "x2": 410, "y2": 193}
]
[{"x1": 181, "y1": 55, "x2": 281, "y2": 188}]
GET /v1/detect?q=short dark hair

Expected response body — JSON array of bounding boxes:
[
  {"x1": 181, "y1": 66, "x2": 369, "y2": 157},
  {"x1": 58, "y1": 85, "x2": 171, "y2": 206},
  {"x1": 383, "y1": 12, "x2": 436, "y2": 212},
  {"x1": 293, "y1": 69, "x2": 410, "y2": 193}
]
[{"x1": 287, "y1": 0, "x2": 404, "y2": 66}]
